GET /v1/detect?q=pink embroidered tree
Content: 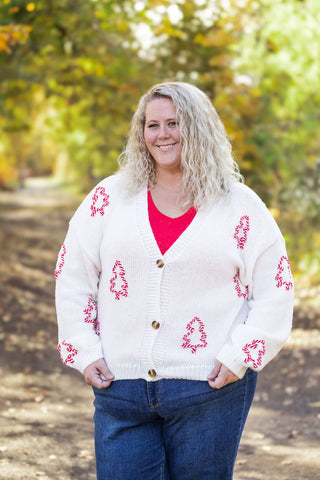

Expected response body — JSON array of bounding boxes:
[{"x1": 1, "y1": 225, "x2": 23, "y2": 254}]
[
  {"x1": 90, "y1": 186, "x2": 110, "y2": 217},
  {"x1": 182, "y1": 317, "x2": 208, "y2": 354},
  {"x1": 233, "y1": 271, "x2": 249, "y2": 299},
  {"x1": 234, "y1": 215, "x2": 250, "y2": 249},
  {"x1": 275, "y1": 256, "x2": 293, "y2": 290},
  {"x1": 54, "y1": 243, "x2": 66, "y2": 279},
  {"x1": 242, "y1": 339, "x2": 266, "y2": 369},
  {"x1": 110, "y1": 260, "x2": 128, "y2": 300},
  {"x1": 84, "y1": 297, "x2": 100, "y2": 335},
  {"x1": 57, "y1": 340, "x2": 78, "y2": 365}
]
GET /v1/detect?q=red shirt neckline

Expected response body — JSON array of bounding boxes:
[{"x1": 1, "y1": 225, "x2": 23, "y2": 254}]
[
  {"x1": 147, "y1": 190, "x2": 197, "y2": 254},
  {"x1": 147, "y1": 190, "x2": 196, "y2": 221}
]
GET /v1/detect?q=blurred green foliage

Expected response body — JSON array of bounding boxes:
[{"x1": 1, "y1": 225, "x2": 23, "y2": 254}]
[{"x1": 0, "y1": 0, "x2": 319, "y2": 282}]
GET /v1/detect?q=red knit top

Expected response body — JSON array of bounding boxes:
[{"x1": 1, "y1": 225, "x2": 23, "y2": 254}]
[{"x1": 148, "y1": 190, "x2": 197, "y2": 255}]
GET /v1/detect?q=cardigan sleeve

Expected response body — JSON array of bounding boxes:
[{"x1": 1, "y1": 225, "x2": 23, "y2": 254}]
[
  {"x1": 216, "y1": 192, "x2": 294, "y2": 378},
  {"x1": 55, "y1": 181, "x2": 110, "y2": 373}
]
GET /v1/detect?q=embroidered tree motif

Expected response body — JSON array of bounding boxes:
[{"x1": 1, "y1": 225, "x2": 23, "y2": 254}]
[
  {"x1": 84, "y1": 297, "x2": 100, "y2": 335},
  {"x1": 54, "y1": 243, "x2": 66, "y2": 279},
  {"x1": 234, "y1": 215, "x2": 250, "y2": 249},
  {"x1": 110, "y1": 260, "x2": 128, "y2": 300},
  {"x1": 275, "y1": 256, "x2": 293, "y2": 291},
  {"x1": 90, "y1": 186, "x2": 110, "y2": 217},
  {"x1": 242, "y1": 339, "x2": 266, "y2": 369},
  {"x1": 57, "y1": 340, "x2": 78, "y2": 365},
  {"x1": 182, "y1": 317, "x2": 208, "y2": 354},
  {"x1": 233, "y1": 272, "x2": 249, "y2": 299}
]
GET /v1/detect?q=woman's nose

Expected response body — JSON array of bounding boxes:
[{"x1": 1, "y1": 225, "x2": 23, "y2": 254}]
[{"x1": 158, "y1": 125, "x2": 170, "y2": 138}]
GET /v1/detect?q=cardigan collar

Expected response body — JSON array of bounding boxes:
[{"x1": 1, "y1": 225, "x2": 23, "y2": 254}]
[{"x1": 135, "y1": 186, "x2": 208, "y2": 262}]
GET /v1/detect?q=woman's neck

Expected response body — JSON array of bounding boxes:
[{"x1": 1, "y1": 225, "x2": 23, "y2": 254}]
[
  {"x1": 154, "y1": 171, "x2": 183, "y2": 194},
  {"x1": 149, "y1": 171, "x2": 189, "y2": 218}
]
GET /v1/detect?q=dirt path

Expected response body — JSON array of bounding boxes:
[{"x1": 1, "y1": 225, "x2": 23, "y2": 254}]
[{"x1": 0, "y1": 179, "x2": 319, "y2": 480}]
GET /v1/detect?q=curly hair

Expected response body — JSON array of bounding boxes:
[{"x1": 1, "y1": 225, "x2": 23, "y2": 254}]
[{"x1": 118, "y1": 82, "x2": 242, "y2": 209}]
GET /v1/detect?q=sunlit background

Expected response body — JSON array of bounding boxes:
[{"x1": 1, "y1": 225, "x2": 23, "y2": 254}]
[{"x1": 1, "y1": 0, "x2": 320, "y2": 284}]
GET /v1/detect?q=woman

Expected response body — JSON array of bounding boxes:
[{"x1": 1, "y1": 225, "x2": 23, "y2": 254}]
[{"x1": 55, "y1": 82, "x2": 294, "y2": 479}]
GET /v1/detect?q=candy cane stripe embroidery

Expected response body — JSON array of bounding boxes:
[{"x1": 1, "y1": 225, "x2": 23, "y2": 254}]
[
  {"x1": 243, "y1": 339, "x2": 265, "y2": 369},
  {"x1": 54, "y1": 243, "x2": 66, "y2": 279},
  {"x1": 110, "y1": 260, "x2": 128, "y2": 300},
  {"x1": 182, "y1": 317, "x2": 208, "y2": 354},
  {"x1": 233, "y1": 271, "x2": 249, "y2": 299},
  {"x1": 275, "y1": 256, "x2": 293, "y2": 291},
  {"x1": 90, "y1": 186, "x2": 110, "y2": 217},
  {"x1": 57, "y1": 340, "x2": 78, "y2": 365},
  {"x1": 84, "y1": 297, "x2": 100, "y2": 336},
  {"x1": 95, "y1": 318, "x2": 101, "y2": 336},
  {"x1": 234, "y1": 215, "x2": 250, "y2": 249}
]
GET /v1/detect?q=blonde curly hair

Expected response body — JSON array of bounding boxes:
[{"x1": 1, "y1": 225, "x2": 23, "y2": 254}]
[{"x1": 119, "y1": 82, "x2": 242, "y2": 209}]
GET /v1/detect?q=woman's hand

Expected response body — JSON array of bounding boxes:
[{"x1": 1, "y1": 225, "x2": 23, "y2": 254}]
[
  {"x1": 207, "y1": 361, "x2": 239, "y2": 389},
  {"x1": 84, "y1": 358, "x2": 114, "y2": 389}
]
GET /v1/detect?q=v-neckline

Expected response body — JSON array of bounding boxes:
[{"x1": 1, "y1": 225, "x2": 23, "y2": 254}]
[{"x1": 136, "y1": 186, "x2": 206, "y2": 261}]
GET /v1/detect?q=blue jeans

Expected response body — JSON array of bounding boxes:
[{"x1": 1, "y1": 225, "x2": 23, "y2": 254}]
[{"x1": 93, "y1": 369, "x2": 257, "y2": 480}]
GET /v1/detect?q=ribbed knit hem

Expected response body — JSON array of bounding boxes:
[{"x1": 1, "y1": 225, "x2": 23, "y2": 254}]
[{"x1": 110, "y1": 363, "x2": 216, "y2": 382}]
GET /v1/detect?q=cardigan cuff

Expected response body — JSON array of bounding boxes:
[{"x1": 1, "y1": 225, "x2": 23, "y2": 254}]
[
  {"x1": 74, "y1": 343, "x2": 104, "y2": 374},
  {"x1": 216, "y1": 345, "x2": 248, "y2": 379}
]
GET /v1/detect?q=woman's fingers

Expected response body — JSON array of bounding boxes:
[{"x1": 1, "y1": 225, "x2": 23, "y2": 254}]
[
  {"x1": 84, "y1": 358, "x2": 114, "y2": 389},
  {"x1": 207, "y1": 362, "x2": 239, "y2": 389}
]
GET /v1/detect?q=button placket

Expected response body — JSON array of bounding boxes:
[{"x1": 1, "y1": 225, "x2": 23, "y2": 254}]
[
  {"x1": 151, "y1": 259, "x2": 163, "y2": 333},
  {"x1": 142, "y1": 256, "x2": 166, "y2": 381}
]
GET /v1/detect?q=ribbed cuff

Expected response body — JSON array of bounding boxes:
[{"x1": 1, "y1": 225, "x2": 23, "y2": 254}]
[
  {"x1": 75, "y1": 343, "x2": 105, "y2": 374},
  {"x1": 216, "y1": 344, "x2": 248, "y2": 379}
]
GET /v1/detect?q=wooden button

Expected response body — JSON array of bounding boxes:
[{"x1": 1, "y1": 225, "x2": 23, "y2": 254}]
[
  {"x1": 148, "y1": 369, "x2": 157, "y2": 378},
  {"x1": 152, "y1": 321, "x2": 160, "y2": 330},
  {"x1": 156, "y1": 259, "x2": 164, "y2": 268}
]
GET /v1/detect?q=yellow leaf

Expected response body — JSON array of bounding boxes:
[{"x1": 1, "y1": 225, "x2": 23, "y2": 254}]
[
  {"x1": 117, "y1": 19, "x2": 128, "y2": 33},
  {"x1": 0, "y1": 32, "x2": 10, "y2": 53},
  {"x1": 240, "y1": 160, "x2": 254, "y2": 171},
  {"x1": 194, "y1": 33, "x2": 204, "y2": 45},
  {"x1": 0, "y1": 158, "x2": 18, "y2": 188},
  {"x1": 12, "y1": 31, "x2": 21, "y2": 40},
  {"x1": 312, "y1": 233, "x2": 320, "y2": 247},
  {"x1": 209, "y1": 54, "x2": 230, "y2": 67},
  {"x1": 199, "y1": 30, "x2": 230, "y2": 47},
  {"x1": 26, "y1": 3, "x2": 35, "y2": 12},
  {"x1": 269, "y1": 208, "x2": 280, "y2": 219}
]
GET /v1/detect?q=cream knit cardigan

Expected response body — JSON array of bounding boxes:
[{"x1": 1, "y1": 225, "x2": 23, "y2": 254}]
[{"x1": 55, "y1": 174, "x2": 294, "y2": 380}]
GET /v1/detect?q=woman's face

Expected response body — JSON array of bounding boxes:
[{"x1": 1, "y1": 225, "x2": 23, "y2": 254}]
[{"x1": 144, "y1": 97, "x2": 182, "y2": 176}]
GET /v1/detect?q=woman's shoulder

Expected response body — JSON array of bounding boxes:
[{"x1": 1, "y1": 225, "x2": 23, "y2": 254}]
[
  {"x1": 94, "y1": 172, "x2": 123, "y2": 192},
  {"x1": 227, "y1": 181, "x2": 282, "y2": 238},
  {"x1": 85, "y1": 172, "x2": 135, "y2": 205},
  {"x1": 69, "y1": 174, "x2": 122, "y2": 224},
  {"x1": 229, "y1": 181, "x2": 268, "y2": 212}
]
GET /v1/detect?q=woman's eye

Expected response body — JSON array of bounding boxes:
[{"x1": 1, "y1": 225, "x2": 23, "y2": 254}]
[
  {"x1": 148, "y1": 123, "x2": 158, "y2": 128},
  {"x1": 169, "y1": 121, "x2": 178, "y2": 127}
]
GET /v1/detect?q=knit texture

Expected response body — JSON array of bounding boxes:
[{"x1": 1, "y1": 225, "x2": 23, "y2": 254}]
[{"x1": 55, "y1": 174, "x2": 294, "y2": 380}]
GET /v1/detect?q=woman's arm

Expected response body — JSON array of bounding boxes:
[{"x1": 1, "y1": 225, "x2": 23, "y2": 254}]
[
  {"x1": 55, "y1": 180, "x2": 111, "y2": 374},
  {"x1": 216, "y1": 234, "x2": 294, "y2": 379}
]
